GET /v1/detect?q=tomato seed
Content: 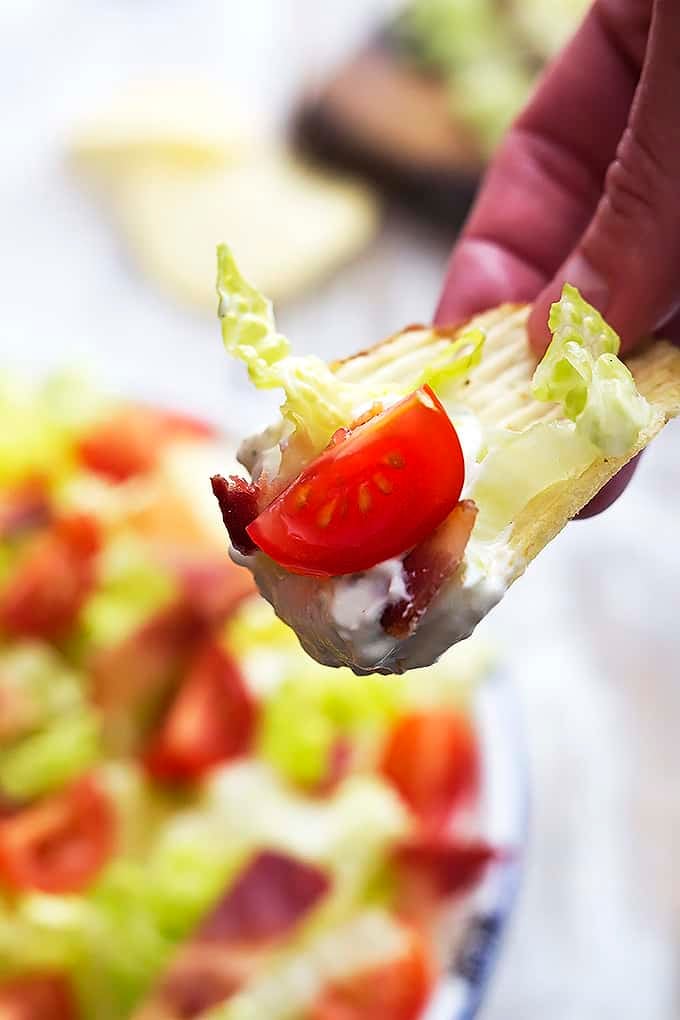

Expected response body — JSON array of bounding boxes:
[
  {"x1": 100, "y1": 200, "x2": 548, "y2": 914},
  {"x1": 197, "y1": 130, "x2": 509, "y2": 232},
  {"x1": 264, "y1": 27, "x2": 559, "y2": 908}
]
[
  {"x1": 373, "y1": 473, "x2": 393, "y2": 494},
  {"x1": 358, "y1": 483, "x2": 372, "y2": 513}
]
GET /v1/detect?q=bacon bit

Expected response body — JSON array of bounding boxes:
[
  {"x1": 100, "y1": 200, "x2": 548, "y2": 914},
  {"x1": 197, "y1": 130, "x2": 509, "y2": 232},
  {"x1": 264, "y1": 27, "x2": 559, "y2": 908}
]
[
  {"x1": 0, "y1": 513, "x2": 101, "y2": 640},
  {"x1": 154, "y1": 944, "x2": 258, "y2": 1019},
  {"x1": 0, "y1": 481, "x2": 51, "y2": 541},
  {"x1": 381, "y1": 499, "x2": 477, "y2": 638},
  {"x1": 211, "y1": 475, "x2": 260, "y2": 556},
  {"x1": 0, "y1": 975, "x2": 78, "y2": 1020},
  {"x1": 199, "y1": 850, "x2": 331, "y2": 944},
  {"x1": 394, "y1": 837, "x2": 496, "y2": 918}
]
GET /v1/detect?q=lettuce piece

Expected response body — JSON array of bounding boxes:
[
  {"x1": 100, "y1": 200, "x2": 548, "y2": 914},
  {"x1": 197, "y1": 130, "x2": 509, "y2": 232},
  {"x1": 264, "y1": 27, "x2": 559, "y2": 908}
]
[
  {"x1": 472, "y1": 420, "x2": 598, "y2": 541},
  {"x1": 532, "y1": 285, "x2": 652, "y2": 456},
  {"x1": 0, "y1": 643, "x2": 85, "y2": 746},
  {"x1": 205, "y1": 763, "x2": 409, "y2": 880},
  {"x1": 0, "y1": 373, "x2": 107, "y2": 489},
  {"x1": 0, "y1": 711, "x2": 101, "y2": 799},
  {"x1": 79, "y1": 534, "x2": 176, "y2": 650},
  {"x1": 146, "y1": 812, "x2": 245, "y2": 939},
  {"x1": 259, "y1": 665, "x2": 403, "y2": 788},
  {"x1": 217, "y1": 244, "x2": 484, "y2": 457},
  {"x1": 208, "y1": 910, "x2": 408, "y2": 1020}
]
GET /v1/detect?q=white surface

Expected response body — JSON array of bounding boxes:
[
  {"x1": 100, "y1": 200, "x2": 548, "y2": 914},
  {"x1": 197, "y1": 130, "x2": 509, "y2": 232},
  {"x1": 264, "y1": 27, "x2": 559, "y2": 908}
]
[{"x1": 1, "y1": 3, "x2": 679, "y2": 1018}]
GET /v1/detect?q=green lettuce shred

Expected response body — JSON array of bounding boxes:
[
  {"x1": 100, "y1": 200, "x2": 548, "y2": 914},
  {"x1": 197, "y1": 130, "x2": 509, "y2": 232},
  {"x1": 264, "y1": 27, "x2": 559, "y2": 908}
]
[
  {"x1": 532, "y1": 285, "x2": 652, "y2": 456},
  {"x1": 217, "y1": 244, "x2": 484, "y2": 457}
]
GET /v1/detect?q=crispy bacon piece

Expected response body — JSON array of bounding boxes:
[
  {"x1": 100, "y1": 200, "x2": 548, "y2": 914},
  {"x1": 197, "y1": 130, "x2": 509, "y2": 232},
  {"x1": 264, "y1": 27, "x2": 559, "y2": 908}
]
[
  {"x1": 200, "y1": 850, "x2": 331, "y2": 944},
  {"x1": 210, "y1": 476, "x2": 260, "y2": 556},
  {"x1": 78, "y1": 406, "x2": 216, "y2": 483},
  {"x1": 394, "y1": 837, "x2": 496, "y2": 918},
  {"x1": 144, "y1": 944, "x2": 259, "y2": 1020},
  {"x1": 0, "y1": 975, "x2": 78, "y2": 1020},
  {"x1": 0, "y1": 480, "x2": 51, "y2": 541},
  {"x1": 381, "y1": 499, "x2": 477, "y2": 638},
  {"x1": 143, "y1": 642, "x2": 256, "y2": 781},
  {"x1": 0, "y1": 513, "x2": 101, "y2": 640},
  {"x1": 309, "y1": 927, "x2": 431, "y2": 1020}
]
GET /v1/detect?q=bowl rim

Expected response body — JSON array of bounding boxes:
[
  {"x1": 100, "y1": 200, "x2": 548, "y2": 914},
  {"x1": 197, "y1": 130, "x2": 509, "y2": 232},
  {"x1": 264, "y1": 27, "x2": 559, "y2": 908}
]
[{"x1": 424, "y1": 669, "x2": 529, "y2": 1020}]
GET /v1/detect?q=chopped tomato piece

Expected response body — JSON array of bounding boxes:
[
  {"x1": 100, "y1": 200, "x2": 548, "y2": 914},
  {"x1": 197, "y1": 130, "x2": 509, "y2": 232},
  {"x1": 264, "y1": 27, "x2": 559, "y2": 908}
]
[
  {"x1": 381, "y1": 499, "x2": 477, "y2": 637},
  {"x1": 211, "y1": 475, "x2": 260, "y2": 555},
  {"x1": 309, "y1": 928, "x2": 431, "y2": 1020},
  {"x1": 78, "y1": 405, "x2": 215, "y2": 483},
  {"x1": 245, "y1": 386, "x2": 464, "y2": 577},
  {"x1": 168, "y1": 551, "x2": 255, "y2": 624},
  {"x1": 200, "y1": 850, "x2": 331, "y2": 944},
  {"x1": 381, "y1": 711, "x2": 478, "y2": 826},
  {"x1": 394, "y1": 836, "x2": 496, "y2": 918},
  {"x1": 0, "y1": 975, "x2": 77, "y2": 1020},
  {"x1": 0, "y1": 514, "x2": 101, "y2": 640},
  {"x1": 92, "y1": 602, "x2": 206, "y2": 752},
  {"x1": 144, "y1": 642, "x2": 256, "y2": 781},
  {"x1": 0, "y1": 778, "x2": 115, "y2": 894}
]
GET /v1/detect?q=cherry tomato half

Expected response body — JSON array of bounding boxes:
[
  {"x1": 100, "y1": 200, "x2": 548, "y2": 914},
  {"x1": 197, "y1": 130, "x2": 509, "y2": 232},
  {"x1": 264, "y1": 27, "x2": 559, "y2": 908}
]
[
  {"x1": 0, "y1": 975, "x2": 77, "y2": 1020},
  {"x1": 380, "y1": 710, "x2": 478, "y2": 826},
  {"x1": 144, "y1": 642, "x2": 256, "y2": 781},
  {"x1": 309, "y1": 928, "x2": 431, "y2": 1020},
  {"x1": 78, "y1": 405, "x2": 215, "y2": 483},
  {"x1": 0, "y1": 514, "x2": 100, "y2": 640},
  {"x1": 246, "y1": 386, "x2": 464, "y2": 577},
  {"x1": 0, "y1": 778, "x2": 115, "y2": 894}
]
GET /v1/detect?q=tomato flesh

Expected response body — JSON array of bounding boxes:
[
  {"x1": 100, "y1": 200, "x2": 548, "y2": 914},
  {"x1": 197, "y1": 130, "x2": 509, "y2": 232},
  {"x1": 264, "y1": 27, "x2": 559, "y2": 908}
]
[
  {"x1": 246, "y1": 386, "x2": 464, "y2": 577},
  {"x1": 309, "y1": 929, "x2": 431, "y2": 1020},
  {"x1": 0, "y1": 514, "x2": 101, "y2": 640},
  {"x1": 79, "y1": 405, "x2": 215, "y2": 483},
  {"x1": 0, "y1": 975, "x2": 77, "y2": 1020},
  {"x1": 0, "y1": 778, "x2": 115, "y2": 893},
  {"x1": 144, "y1": 642, "x2": 256, "y2": 781},
  {"x1": 380, "y1": 710, "x2": 478, "y2": 826}
]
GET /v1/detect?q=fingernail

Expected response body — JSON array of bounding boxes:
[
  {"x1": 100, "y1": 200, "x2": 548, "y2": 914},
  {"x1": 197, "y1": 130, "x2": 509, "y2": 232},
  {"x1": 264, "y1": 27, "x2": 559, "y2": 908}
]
[{"x1": 560, "y1": 252, "x2": 609, "y2": 314}]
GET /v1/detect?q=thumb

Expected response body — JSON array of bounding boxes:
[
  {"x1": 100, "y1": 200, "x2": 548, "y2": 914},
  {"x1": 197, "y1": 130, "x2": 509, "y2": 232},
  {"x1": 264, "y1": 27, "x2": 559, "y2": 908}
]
[{"x1": 529, "y1": 0, "x2": 680, "y2": 354}]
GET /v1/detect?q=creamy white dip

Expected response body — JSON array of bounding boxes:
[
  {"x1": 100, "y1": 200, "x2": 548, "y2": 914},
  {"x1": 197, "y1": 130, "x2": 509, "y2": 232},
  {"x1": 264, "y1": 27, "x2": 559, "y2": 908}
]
[{"x1": 233, "y1": 398, "x2": 520, "y2": 675}]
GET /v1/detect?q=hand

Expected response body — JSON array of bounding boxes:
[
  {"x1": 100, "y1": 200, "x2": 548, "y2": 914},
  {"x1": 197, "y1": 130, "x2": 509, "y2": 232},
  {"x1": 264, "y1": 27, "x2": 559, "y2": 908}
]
[{"x1": 435, "y1": 0, "x2": 680, "y2": 512}]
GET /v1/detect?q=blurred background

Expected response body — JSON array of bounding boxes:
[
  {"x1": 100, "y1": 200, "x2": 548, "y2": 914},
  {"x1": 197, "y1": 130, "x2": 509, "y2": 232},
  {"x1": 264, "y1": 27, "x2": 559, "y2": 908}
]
[{"x1": 1, "y1": 1, "x2": 679, "y2": 1017}]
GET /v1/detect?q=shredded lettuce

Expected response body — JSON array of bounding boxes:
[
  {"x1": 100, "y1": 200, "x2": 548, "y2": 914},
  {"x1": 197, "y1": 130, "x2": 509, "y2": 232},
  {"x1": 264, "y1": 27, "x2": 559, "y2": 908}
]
[
  {"x1": 0, "y1": 711, "x2": 101, "y2": 799},
  {"x1": 259, "y1": 666, "x2": 404, "y2": 788},
  {"x1": 79, "y1": 534, "x2": 175, "y2": 650},
  {"x1": 533, "y1": 285, "x2": 652, "y2": 456},
  {"x1": 0, "y1": 373, "x2": 107, "y2": 489},
  {"x1": 0, "y1": 643, "x2": 84, "y2": 745},
  {"x1": 217, "y1": 244, "x2": 484, "y2": 458}
]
